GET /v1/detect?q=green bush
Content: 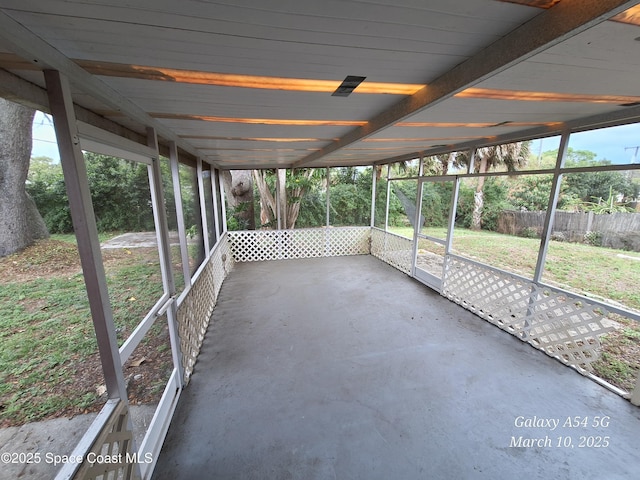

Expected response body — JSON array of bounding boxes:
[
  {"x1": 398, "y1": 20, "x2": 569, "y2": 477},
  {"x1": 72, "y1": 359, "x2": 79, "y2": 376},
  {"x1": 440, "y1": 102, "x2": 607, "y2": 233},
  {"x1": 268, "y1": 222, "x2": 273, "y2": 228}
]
[
  {"x1": 584, "y1": 230, "x2": 603, "y2": 247},
  {"x1": 27, "y1": 153, "x2": 175, "y2": 234}
]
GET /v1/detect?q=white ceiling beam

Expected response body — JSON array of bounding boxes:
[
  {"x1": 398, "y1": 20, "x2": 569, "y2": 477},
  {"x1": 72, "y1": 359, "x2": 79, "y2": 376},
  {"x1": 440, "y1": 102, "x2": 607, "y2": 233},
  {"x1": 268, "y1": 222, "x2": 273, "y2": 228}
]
[
  {"x1": 370, "y1": 102, "x2": 640, "y2": 166},
  {"x1": 294, "y1": 0, "x2": 640, "y2": 168},
  {"x1": 0, "y1": 9, "x2": 201, "y2": 159}
]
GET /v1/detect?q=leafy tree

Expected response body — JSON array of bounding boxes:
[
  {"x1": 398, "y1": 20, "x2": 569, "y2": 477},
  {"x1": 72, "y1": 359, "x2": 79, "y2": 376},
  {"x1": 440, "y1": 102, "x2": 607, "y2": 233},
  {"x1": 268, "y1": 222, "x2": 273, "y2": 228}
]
[
  {"x1": 457, "y1": 142, "x2": 530, "y2": 229},
  {"x1": 421, "y1": 181, "x2": 452, "y2": 228},
  {"x1": 329, "y1": 168, "x2": 372, "y2": 226},
  {"x1": 508, "y1": 174, "x2": 554, "y2": 211},
  {"x1": 27, "y1": 152, "x2": 164, "y2": 234},
  {"x1": 562, "y1": 169, "x2": 637, "y2": 207},
  {"x1": 521, "y1": 148, "x2": 639, "y2": 211},
  {"x1": 26, "y1": 156, "x2": 72, "y2": 233},
  {"x1": 456, "y1": 178, "x2": 512, "y2": 231}
]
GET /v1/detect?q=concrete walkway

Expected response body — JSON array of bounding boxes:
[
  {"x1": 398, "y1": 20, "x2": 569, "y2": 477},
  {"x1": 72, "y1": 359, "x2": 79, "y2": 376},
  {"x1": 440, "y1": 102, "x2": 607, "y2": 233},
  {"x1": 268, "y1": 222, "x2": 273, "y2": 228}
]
[
  {"x1": 0, "y1": 405, "x2": 156, "y2": 480},
  {"x1": 101, "y1": 231, "x2": 171, "y2": 249},
  {"x1": 153, "y1": 256, "x2": 640, "y2": 479}
]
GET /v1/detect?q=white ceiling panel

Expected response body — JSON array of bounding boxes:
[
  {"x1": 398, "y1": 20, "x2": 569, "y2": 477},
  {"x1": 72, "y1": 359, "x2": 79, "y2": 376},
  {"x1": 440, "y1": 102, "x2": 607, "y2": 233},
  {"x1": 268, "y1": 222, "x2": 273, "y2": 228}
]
[{"x1": 1, "y1": 1, "x2": 639, "y2": 168}]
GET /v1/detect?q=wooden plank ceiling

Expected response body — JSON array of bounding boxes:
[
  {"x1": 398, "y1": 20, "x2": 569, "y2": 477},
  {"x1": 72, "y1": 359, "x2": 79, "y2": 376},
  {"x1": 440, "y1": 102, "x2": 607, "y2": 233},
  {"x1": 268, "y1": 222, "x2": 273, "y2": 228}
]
[{"x1": 0, "y1": 0, "x2": 639, "y2": 169}]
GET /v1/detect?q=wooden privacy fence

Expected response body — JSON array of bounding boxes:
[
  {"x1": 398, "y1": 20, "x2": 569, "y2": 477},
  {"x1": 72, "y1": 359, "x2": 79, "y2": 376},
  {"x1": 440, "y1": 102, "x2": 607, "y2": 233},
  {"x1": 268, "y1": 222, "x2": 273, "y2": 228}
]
[{"x1": 498, "y1": 211, "x2": 640, "y2": 251}]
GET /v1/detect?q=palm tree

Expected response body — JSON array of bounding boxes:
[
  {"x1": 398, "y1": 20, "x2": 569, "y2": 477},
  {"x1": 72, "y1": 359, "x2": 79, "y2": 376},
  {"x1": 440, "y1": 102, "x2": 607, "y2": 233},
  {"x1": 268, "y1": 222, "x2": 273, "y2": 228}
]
[{"x1": 457, "y1": 142, "x2": 530, "y2": 230}]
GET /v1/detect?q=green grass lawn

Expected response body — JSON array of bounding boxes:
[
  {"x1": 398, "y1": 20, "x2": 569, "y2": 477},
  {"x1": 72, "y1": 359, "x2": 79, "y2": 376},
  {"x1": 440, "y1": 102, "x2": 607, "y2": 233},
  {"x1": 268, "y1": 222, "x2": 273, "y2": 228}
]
[
  {"x1": 389, "y1": 225, "x2": 640, "y2": 312},
  {"x1": 0, "y1": 237, "x2": 171, "y2": 426}
]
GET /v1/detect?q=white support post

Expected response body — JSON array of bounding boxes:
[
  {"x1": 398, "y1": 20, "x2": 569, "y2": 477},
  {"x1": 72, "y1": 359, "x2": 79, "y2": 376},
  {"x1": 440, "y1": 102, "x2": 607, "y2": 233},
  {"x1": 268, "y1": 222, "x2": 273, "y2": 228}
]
[
  {"x1": 467, "y1": 148, "x2": 476, "y2": 174},
  {"x1": 444, "y1": 177, "x2": 460, "y2": 256},
  {"x1": 196, "y1": 158, "x2": 210, "y2": 254},
  {"x1": 211, "y1": 167, "x2": 221, "y2": 241},
  {"x1": 44, "y1": 70, "x2": 129, "y2": 402},
  {"x1": 384, "y1": 164, "x2": 391, "y2": 231},
  {"x1": 370, "y1": 165, "x2": 377, "y2": 228},
  {"x1": 631, "y1": 374, "x2": 640, "y2": 406},
  {"x1": 147, "y1": 128, "x2": 174, "y2": 295},
  {"x1": 533, "y1": 129, "x2": 570, "y2": 283},
  {"x1": 326, "y1": 167, "x2": 331, "y2": 227},
  {"x1": 218, "y1": 167, "x2": 228, "y2": 233},
  {"x1": 169, "y1": 142, "x2": 192, "y2": 288},
  {"x1": 411, "y1": 180, "x2": 424, "y2": 277},
  {"x1": 146, "y1": 128, "x2": 184, "y2": 385},
  {"x1": 276, "y1": 168, "x2": 285, "y2": 230}
]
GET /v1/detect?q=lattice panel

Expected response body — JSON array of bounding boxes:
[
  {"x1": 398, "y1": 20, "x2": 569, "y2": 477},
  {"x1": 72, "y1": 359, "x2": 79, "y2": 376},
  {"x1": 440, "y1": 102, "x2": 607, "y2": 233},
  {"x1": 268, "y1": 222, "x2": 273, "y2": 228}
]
[
  {"x1": 177, "y1": 236, "x2": 234, "y2": 384},
  {"x1": 228, "y1": 227, "x2": 370, "y2": 262},
  {"x1": 370, "y1": 228, "x2": 413, "y2": 274},
  {"x1": 73, "y1": 400, "x2": 138, "y2": 480},
  {"x1": 210, "y1": 237, "x2": 234, "y2": 302},
  {"x1": 442, "y1": 255, "x2": 614, "y2": 372},
  {"x1": 443, "y1": 255, "x2": 532, "y2": 333},
  {"x1": 326, "y1": 227, "x2": 370, "y2": 256},
  {"x1": 524, "y1": 287, "x2": 613, "y2": 372}
]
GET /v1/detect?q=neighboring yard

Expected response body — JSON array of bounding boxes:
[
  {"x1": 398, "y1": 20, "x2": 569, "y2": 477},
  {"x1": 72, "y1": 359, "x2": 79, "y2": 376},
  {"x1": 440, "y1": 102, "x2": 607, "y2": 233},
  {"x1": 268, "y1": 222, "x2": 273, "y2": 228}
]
[{"x1": 0, "y1": 235, "x2": 175, "y2": 427}]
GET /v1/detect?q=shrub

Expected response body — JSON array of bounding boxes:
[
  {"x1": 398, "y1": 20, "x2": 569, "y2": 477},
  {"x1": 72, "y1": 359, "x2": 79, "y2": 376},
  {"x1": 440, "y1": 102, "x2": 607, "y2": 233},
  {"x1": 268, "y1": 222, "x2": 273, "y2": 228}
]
[{"x1": 584, "y1": 230, "x2": 603, "y2": 247}]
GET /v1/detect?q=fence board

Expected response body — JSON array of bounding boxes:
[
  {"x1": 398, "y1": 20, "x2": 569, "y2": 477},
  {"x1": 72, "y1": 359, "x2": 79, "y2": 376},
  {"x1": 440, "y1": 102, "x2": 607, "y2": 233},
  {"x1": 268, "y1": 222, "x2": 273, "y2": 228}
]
[{"x1": 497, "y1": 211, "x2": 640, "y2": 250}]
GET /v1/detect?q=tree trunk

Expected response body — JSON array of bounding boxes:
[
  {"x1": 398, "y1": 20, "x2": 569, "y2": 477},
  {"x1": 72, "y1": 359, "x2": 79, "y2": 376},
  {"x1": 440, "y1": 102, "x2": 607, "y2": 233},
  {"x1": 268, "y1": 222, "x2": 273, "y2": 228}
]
[
  {"x1": 252, "y1": 170, "x2": 276, "y2": 228},
  {"x1": 471, "y1": 155, "x2": 488, "y2": 230},
  {"x1": 276, "y1": 169, "x2": 287, "y2": 228},
  {"x1": 285, "y1": 169, "x2": 314, "y2": 229},
  {"x1": 222, "y1": 170, "x2": 255, "y2": 229},
  {"x1": 0, "y1": 98, "x2": 48, "y2": 257}
]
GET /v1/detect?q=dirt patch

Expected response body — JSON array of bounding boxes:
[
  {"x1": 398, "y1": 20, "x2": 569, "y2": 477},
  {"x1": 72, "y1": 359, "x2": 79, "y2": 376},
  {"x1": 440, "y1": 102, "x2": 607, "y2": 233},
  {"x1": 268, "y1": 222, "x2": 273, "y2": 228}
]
[{"x1": 0, "y1": 239, "x2": 82, "y2": 282}]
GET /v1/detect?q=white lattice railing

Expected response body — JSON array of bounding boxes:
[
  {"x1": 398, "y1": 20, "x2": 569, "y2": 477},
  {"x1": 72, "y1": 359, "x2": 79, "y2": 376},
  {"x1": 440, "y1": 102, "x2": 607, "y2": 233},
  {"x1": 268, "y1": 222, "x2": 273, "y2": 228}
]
[
  {"x1": 371, "y1": 228, "x2": 413, "y2": 275},
  {"x1": 227, "y1": 227, "x2": 370, "y2": 262},
  {"x1": 442, "y1": 254, "x2": 614, "y2": 374},
  {"x1": 176, "y1": 234, "x2": 234, "y2": 384},
  {"x1": 56, "y1": 399, "x2": 138, "y2": 480}
]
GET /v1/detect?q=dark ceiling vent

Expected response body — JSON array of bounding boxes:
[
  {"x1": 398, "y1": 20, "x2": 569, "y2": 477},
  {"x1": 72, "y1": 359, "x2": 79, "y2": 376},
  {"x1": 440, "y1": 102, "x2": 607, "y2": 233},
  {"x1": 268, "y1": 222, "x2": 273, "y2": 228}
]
[{"x1": 332, "y1": 76, "x2": 366, "y2": 97}]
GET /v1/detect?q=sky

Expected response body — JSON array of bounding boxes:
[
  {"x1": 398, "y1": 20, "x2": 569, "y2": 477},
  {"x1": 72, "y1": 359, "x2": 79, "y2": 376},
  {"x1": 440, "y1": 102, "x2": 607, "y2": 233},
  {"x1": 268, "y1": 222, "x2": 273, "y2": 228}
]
[
  {"x1": 530, "y1": 123, "x2": 640, "y2": 165},
  {"x1": 31, "y1": 111, "x2": 640, "y2": 166},
  {"x1": 31, "y1": 111, "x2": 60, "y2": 161}
]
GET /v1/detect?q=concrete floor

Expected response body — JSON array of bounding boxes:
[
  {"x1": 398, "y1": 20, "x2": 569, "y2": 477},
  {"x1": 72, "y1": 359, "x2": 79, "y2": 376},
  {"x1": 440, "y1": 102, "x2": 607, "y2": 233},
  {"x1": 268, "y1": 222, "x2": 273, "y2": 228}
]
[{"x1": 152, "y1": 255, "x2": 640, "y2": 480}]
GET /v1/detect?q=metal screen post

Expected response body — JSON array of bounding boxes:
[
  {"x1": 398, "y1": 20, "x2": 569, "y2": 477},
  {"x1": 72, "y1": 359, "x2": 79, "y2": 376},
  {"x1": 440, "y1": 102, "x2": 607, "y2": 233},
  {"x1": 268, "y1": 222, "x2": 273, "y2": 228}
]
[
  {"x1": 276, "y1": 168, "x2": 285, "y2": 230},
  {"x1": 467, "y1": 148, "x2": 476, "y2": 174},
  {"x1": 326, "y1": 167, "x2": 331, "y2": 227},
  {"x1": 384, "y1": 164, "x2": 391, "y2": 231},
  {"x1": 211, "y1": 167, "x2": 221, "y2": 241},
  {"x1": 44, "y1": 69, "x2": 129, "y2": 401},
  {"x1": 147, "y1": 128, "x2": 174, "y2": 295},
  {"x1": 169, "y1": 141, "x2": 192, "y2": 288},
  {"x1": 631, "y1": 375, "x2": 640, "y2": 406},
  {"x1": 411, "y1": 180, "x2": 424, "y2": 277},
  {"x1": 370, "y1": 165, "x2": 377, "y2": 228},
  {"x1": 444, "y1": 177, "x2": 460, "y2": 256},
  {"x1": 196, "y1": 158, "x2": 210, "y2": 254},
  {"x1": 533, "y1": 129, "x2": 570, "y2": 283},
  {"x1": 147, "y1": 128, "x2": 184, "y2": 385},
  {"x1": 218, "y1": 168, "x2": 228, "y2": 233}
]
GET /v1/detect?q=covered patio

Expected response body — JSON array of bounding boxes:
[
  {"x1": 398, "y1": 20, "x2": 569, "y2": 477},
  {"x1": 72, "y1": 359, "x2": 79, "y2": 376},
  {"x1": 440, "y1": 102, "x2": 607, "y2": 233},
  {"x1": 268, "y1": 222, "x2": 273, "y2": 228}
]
[
  {"x1": 152, "y1": 255, "x2": 640, "y2": 479},
  {"x1": 0, "y1": 1, "x2": 640, "y2": 479}
]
